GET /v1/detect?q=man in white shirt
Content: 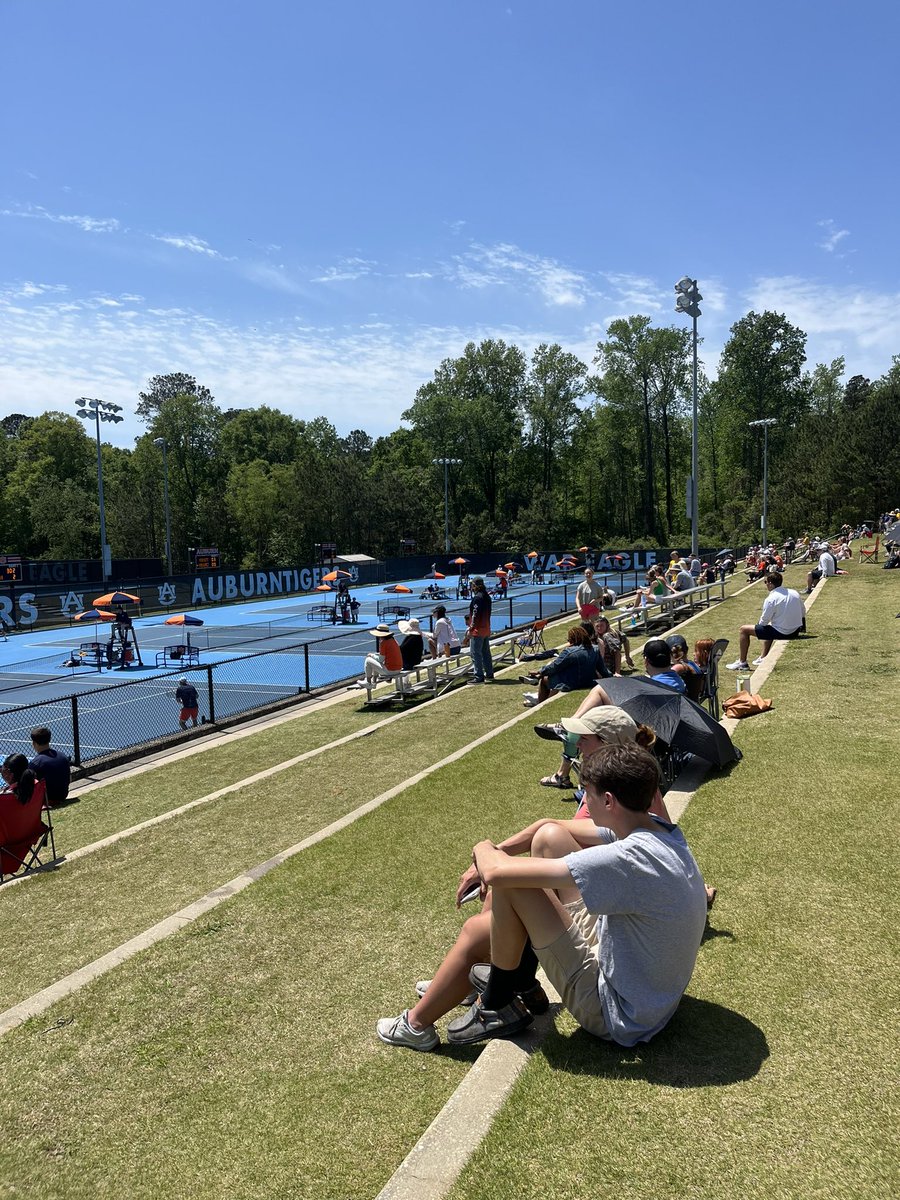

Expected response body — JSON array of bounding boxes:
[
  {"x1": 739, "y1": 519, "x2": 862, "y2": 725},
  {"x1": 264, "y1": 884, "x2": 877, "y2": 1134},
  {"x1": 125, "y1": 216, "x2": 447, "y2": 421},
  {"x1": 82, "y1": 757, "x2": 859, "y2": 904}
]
[
  {"x1": 806, "y1": 546, "x2": 836, "y2": 593},
  {"x1": 726, "y1": 571, "x2": 805, "y2": 670}
]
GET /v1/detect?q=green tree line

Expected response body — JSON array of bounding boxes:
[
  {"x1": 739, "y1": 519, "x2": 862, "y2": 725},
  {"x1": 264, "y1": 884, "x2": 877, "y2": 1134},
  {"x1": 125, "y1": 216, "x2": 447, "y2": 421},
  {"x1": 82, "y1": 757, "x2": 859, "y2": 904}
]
[{"x1": 2, "y1": 314, "x2": 898, "y2": 569}]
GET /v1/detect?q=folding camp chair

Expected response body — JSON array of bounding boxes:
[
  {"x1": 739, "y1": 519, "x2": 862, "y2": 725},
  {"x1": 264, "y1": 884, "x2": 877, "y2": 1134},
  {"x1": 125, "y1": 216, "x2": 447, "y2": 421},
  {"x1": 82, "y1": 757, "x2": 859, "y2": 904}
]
[
  {"x1": 515, "y1": 619, "x2": 550, "y2": 660},
  {"x1": 0, "y1": 779, "x2": 59, "y2": 883},
  {"x1": 697, "y1": 638, "x2": 729, "y2": 720},
  {"x1": 859, "y1": 537, "x2": 879, "y2": 564}
]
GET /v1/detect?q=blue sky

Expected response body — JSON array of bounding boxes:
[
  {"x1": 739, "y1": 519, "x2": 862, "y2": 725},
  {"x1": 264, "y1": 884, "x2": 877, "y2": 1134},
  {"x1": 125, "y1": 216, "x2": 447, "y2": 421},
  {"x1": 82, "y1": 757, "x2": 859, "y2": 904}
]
[{"x1": 2, "y1": 0, "x2": 897, "y2": 447}]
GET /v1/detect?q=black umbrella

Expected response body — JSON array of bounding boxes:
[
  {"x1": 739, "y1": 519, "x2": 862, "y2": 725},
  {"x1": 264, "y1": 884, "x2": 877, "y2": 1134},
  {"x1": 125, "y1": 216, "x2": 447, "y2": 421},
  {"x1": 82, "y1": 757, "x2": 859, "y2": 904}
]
[
  {"x1": 600, "y1": 675, "x2": 741, "y2": 768},
  {"x1": 715, "y1": 549, "x2": 735, "y2": 559}
]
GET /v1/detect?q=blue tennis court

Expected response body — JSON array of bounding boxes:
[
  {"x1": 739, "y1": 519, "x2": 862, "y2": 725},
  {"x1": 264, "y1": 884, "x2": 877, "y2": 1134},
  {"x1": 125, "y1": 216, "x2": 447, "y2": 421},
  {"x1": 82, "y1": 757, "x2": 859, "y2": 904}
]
[{"x1": 0, "y1": 568, "x2": 640, "y2": 763}]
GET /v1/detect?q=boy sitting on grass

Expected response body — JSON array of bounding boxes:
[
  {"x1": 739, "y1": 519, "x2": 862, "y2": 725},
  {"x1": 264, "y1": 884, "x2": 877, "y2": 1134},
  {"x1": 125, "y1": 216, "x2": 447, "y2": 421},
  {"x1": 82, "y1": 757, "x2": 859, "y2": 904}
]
[
  {"x1": 444, "y1": 743, "x2": 707, "y2": 1047},
  {"x1": 378, "y1": 743, "x2": 707, "y2": 1050}
]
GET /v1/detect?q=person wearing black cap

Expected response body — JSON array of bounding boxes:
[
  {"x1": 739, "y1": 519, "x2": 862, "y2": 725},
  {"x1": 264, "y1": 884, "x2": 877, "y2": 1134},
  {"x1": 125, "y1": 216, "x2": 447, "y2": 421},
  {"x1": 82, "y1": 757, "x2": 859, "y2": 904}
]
[
  {"x1": 175, "y1": 677, "x2": 199, "y2": 729},
  {"x1": 639, "y1": 638, "x2": 687, "y2": 692}
]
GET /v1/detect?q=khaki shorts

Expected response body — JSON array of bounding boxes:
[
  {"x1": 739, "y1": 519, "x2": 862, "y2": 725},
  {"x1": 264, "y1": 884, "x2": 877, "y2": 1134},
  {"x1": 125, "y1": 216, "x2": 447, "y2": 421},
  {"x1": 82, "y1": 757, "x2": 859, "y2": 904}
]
[
  {"x1": 537, "y1": 909, "x2": 610, "y2": 1039},
  {"x1": 564, "y1": 897, "x2": 599, "y2": 948}
]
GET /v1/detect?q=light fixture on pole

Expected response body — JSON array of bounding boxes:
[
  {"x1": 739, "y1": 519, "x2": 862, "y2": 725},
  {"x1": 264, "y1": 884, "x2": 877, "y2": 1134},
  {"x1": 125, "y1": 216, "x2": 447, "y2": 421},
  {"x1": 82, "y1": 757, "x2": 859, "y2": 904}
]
[
  {"x1": 674, "y1": 275, "x2": 702, "y2": 558},
  {"x1": 153, "y1": 437, "x2": 174, "y2": 577},
  {"x1": 432, "y1": 457, "x2": 463, "y2": 553},
  {"x1": 75, "y1": 397, "x2": 124, "y2": 581},
  {"x1": 748, "y1": 417, "x2": 777, "y2": 545}
]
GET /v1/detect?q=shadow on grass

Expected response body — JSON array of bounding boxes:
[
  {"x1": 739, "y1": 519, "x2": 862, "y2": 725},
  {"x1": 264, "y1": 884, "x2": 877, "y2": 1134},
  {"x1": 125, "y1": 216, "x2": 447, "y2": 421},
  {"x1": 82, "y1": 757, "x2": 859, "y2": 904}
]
[
  {"x1": 700, "y1": 920, "x2": 734, "y2": 945},
  {"x1": 541, "y1": 996, "x2": 768, "y2": 1087},
  {"x1": 51, "y1": 795, "x2": 81, "y2": 809}
]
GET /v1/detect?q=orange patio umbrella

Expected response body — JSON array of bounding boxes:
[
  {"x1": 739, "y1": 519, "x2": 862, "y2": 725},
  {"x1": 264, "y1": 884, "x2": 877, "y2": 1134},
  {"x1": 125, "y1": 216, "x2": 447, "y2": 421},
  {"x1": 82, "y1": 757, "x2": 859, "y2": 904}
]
[
  {"x1": 432, "y1": 571, "x2": 446, "y2": 580},
  {"x1": 578, "y1": 546, "x2": 589, "y2": 553},
  {"x1": 322, "y1": 569, "x2": 352, "y2": 582},
  {"x1": 163, "y1": 612, "x2": 204, "y2": 647},
  {"x1": 93, "y1": 591, "x2": 142, "y2": 606},
  {"x1": 385, "y1": 584, "x2": 413, "y2": 594},
  {"x1": 315, "y1": 583, "x2": 333, "y2": 592},
  {"x1": 451, "y1": 557, "x2": 469, "y2": 565}
]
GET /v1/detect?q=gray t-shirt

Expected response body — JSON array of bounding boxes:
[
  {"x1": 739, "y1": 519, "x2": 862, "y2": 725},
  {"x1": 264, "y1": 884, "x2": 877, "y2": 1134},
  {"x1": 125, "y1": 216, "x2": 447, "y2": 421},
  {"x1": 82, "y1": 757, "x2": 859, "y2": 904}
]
[{"x1": 565, "y1": 818, "x2": 707, "y2": 1046}]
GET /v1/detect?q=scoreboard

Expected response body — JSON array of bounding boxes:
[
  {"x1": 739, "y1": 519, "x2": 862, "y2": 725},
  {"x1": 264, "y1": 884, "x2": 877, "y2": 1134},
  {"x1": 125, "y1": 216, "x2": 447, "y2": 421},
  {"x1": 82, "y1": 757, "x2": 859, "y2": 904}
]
[
  {"x1": 0, "y1": 555, "x2": 23, "y2": 583},
  {"x1": 193, "y1": 547, "x2": 221, "y2": 571}
]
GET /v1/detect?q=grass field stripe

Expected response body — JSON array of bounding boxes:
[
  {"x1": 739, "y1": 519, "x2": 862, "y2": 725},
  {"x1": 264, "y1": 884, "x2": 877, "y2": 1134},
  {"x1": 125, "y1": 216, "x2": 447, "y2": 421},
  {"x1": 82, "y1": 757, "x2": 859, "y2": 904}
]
[
  {"x1": 0, "y1": 697, "x2": 550, "y2": 1036},
  {"x1": 55, "y1": 691, "x2": 470, "y2": 867}
]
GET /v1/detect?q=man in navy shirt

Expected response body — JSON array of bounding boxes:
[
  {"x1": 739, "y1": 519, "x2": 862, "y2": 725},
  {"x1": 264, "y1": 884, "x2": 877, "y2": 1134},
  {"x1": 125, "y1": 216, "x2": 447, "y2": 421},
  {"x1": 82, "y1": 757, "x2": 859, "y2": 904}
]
[{"x1": 29, "y1": 725, "x2": 71, "y2": 806}]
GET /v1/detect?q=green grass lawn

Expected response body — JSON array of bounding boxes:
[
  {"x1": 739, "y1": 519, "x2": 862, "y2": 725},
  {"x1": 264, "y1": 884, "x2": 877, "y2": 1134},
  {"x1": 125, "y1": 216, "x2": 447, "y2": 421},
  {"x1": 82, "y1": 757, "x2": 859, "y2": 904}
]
[{"x1": 0, "y1": 565, "x2": 894, "y2": 1199}]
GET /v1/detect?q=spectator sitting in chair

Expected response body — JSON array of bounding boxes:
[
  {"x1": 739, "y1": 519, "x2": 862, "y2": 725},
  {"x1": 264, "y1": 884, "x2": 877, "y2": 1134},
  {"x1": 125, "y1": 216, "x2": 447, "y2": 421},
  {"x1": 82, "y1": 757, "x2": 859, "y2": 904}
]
[
  {"x1": 28, "y1": 726, "x2": 71, "y2": 807},
  {"x1": 884, "y1": 545, "x2": 900, "y2": 570},
  {"x1": 665, "y1": 635, "x2": 704, "y2": 701},
  {"x1": 575, "y1": 637, "x2": 684, "y2": 698},
  {"x1": 699, "y1": 562, "x2": 717, "y2": 585},
  {"x1": 431, "y1": 606, "x2": 462, "y2": 656},
  {"x1": 672, "y1": 561, "x2": 695, "y2": 592},
  {"x1": 592, "y1": 614, "x2": 635, "y2": 674},
  {"x1": 726, "y1": 570, "x2": 804, "y2": 671},
  {"x1": 522, "y1": 626, "x2": 607, "y2": 708},
  {"x1": 398, "y1": 617, "x2": 426, "y2": 669},
  {"x1": 357, "y1": 623, "x2": 403, "y2": 687},
  {"x1": 806, "y1": 545, "x2": 836, "y2": 593}
]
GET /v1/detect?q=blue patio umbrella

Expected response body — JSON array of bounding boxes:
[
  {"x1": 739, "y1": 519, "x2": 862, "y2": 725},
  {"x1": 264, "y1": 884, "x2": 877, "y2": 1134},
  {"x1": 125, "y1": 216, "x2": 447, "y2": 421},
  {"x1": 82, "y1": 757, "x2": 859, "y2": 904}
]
[{"x1": 164, "y1": 612, "x2": 205, "y2": 648}]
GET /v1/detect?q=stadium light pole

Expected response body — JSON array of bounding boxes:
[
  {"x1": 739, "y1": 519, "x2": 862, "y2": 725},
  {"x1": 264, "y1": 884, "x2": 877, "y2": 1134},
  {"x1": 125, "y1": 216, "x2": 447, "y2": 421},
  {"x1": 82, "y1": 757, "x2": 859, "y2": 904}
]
[
  {"x1": 432, "y1": 457, "x2": 462, "y2": 553},
  {"x1": 75, "y1": 397, "x2": 124, "y2": 581},
  {"x1": 674, "y1": 276, "x2": 702, "y2": 558},
  {"x1": 153, "y1": 436, "x2": 174, "y2": 577},
  {"x1": 748, "y1": 417, "x2": 777, "y2": 545}
]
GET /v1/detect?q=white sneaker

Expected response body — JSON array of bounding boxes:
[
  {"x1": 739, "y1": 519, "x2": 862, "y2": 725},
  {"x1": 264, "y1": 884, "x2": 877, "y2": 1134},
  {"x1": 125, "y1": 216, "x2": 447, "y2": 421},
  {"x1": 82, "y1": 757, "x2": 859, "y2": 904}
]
[
  {"x1": 522, "y1": 692, "x2": 539, "y2": 707},
  {"x1": 725, "y1": 659, "x2": 749, "y2": 671},
  {"x1": 751, "y1": 656, "x2": 766, "y2": 666},
  {"x1": 376, "y1": 1009, "x2": 439, "y2": 1051}
]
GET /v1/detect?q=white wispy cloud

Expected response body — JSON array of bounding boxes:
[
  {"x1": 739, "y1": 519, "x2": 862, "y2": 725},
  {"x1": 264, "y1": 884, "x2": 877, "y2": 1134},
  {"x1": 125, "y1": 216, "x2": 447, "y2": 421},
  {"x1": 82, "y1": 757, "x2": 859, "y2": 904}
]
[
  {"x1": 0, "y1": 203, "x2": 120, "y2": 233},
  {"x1": 817, "y1": 219, "x2": 851, "y2": 254},
  {"x1": 601, "y1": 271, "x2": 664, "y2": 312},
  {"x1": 8, "y1": 281, "x2": 69, "y2": 299},
  {"x1": 151, "y1": 232, "x2": 226, "y2": 258},
  {"x1": 451, "y1": 242, "x2": 591, "y2": 307},
  {"x1": 746, "y1": 276, "x2": 900, "y2": 373},
  {"x1": 310, "y1": 257, "x2": 378, "y2": 283},
  {"x1": 0, "y1": 292, "x2": 600, "y2": 444}
]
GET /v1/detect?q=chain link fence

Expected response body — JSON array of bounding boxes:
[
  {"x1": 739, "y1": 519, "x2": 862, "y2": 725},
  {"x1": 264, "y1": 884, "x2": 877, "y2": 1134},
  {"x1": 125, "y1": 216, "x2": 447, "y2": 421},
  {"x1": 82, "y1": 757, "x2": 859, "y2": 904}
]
[{"x1": 0, "y1": 582, "x2": 587, "y2": 769}]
